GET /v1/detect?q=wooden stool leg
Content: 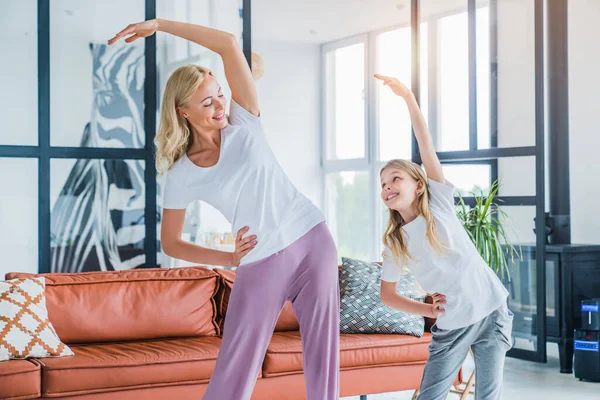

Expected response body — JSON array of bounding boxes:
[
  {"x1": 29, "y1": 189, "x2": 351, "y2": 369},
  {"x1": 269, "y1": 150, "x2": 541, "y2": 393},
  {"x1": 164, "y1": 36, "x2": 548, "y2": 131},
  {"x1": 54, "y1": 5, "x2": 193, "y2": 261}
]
[
  {"x1": 460, "y1": 371, "x2": 476, "y2": 400},
  {"x1": 449, "y1": 347, "x2": 476, "y2": 398}
]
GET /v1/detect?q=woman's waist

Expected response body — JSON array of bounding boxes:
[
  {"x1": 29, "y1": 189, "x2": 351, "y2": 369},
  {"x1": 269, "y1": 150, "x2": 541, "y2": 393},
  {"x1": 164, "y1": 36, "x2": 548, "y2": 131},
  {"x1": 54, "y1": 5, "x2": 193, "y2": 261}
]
[{"x1": 232, "y1": 197, "x2": 322, "y2": 234}]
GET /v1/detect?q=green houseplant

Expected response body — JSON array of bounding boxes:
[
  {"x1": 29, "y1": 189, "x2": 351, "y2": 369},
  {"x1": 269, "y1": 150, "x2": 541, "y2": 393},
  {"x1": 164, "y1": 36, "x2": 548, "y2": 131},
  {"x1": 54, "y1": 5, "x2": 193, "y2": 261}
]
[{"x1": 456, "y1": 180, "x2": 522, "y2": 282}]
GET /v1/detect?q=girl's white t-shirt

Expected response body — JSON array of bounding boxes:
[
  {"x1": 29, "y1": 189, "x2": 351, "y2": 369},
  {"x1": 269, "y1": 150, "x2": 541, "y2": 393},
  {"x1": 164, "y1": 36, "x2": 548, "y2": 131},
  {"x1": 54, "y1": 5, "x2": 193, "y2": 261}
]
[
  {"x1": 162, "y1": 100, "x2": 325, "y2": 266},
  {"x1": 381, "y1": 178, "x2": 509, "y2": 330}
]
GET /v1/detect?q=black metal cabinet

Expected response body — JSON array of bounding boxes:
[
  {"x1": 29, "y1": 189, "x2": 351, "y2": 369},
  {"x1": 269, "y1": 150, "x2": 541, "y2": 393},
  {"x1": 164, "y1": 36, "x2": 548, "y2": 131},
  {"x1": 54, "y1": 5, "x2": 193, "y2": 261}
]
[{"x1": 507, "y1": 244, "x2": 600, "y2": 373}]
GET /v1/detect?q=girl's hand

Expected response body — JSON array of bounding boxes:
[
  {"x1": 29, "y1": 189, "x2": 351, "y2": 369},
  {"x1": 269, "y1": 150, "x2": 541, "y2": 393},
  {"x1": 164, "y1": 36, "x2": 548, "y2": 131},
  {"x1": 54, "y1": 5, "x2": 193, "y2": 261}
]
[
  {"x1": 230, "y1": 226, "x2": 257, "y2": 267},
  {"x1": 426, "y1": 292, "x2": 447, "y2": 318},
  {"x1": 374, "y1": 74, "x2": 413, "y2": 99},
  {"x1": 108, "y1": 19, "x2": 160, "y2": 45}
]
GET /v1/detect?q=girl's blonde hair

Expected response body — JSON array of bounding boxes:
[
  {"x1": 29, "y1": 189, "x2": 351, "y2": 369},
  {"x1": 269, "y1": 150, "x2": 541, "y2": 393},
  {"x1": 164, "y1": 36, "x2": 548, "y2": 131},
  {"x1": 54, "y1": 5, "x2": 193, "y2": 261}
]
[
  {"x1": 381, "y1": 159, "x2": 447, "y2": 268},
  {"x1": 155, "y1": 64, "x2": 213, "y2": 174}
]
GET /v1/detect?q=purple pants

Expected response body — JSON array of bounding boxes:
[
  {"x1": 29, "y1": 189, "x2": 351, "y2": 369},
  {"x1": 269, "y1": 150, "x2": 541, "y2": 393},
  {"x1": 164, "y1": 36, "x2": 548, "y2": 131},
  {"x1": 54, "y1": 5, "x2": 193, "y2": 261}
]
[{"x1": 202, "y1": 222, "x2": 340, "y2": 400}]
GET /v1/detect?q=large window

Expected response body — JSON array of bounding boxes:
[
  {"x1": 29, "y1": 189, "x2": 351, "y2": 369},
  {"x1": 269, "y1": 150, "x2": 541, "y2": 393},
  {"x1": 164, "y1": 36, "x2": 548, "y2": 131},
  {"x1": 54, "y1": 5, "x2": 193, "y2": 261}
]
[
  {"x1": 322, "y1": 0, "x2": 548, "y2": 363},
  {"x1": 322, "y1": 2, "x2": 494, "y2": 262},
  {"x1": 324, "y1": 41, "x2": 366, "y2": 161}
]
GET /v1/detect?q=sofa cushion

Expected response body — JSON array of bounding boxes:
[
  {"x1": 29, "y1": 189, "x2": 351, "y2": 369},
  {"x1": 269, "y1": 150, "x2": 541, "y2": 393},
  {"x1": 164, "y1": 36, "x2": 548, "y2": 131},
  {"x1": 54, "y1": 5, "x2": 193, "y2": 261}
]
[
  {"x1": 214, "y1": 268, "x2": 300, "y2": 332},
  {"x1": 1, "y1": 277, "x2": 73, "y2": 361},
  {"x1": 339, "y1": 257, "x2": 426, "y2": 336},
  {"x1": 0, "y1": 359, "x2": 41, "y2": 399},
  {"x1": 262, "y1": 331, "x2": 431, "y2": 377},
  {"x1": 6, "y1": 267, "x2": 221, "y2": 343},
  {"x1": 35, "y1": 337, "x2": 231, "y2": 397}
]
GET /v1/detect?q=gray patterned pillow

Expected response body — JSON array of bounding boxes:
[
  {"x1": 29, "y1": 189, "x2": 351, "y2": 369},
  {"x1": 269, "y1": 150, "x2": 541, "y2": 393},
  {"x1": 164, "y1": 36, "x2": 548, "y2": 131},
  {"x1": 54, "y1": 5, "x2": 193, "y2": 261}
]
[{"x1": 339, "y1": 257, "x2": 426, "y2": 336}]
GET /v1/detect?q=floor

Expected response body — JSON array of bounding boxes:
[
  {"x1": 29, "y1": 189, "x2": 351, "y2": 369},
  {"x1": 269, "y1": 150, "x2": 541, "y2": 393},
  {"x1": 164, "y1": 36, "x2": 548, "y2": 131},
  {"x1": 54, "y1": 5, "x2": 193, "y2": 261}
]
[{"x1": 341, "y1": 344, "x2": 599, "y2": 400}]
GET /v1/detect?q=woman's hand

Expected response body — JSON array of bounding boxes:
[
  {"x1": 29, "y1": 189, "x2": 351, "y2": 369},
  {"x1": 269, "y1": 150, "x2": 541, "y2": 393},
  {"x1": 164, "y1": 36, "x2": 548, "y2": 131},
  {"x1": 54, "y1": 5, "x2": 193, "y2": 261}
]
[
  {"x1": 230, "y1": 226, "x2": 257, "y2": 267},
  {"x1": 425, "y1": 292, "x2": 447, "y2": 318},
  {"x1": 108, "y1": 19, "x2": 160, "y2": 45},
  {"x1": 374, "y1": 74, "x2": 413, "y2": 99}
]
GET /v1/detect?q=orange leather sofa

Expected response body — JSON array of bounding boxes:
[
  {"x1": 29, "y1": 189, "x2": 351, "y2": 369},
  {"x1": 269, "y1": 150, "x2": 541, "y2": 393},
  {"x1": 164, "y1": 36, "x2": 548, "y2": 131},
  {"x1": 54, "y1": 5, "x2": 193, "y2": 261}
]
[{"x1": 2, "y1": 266, "x2": 459, "y2": 400}]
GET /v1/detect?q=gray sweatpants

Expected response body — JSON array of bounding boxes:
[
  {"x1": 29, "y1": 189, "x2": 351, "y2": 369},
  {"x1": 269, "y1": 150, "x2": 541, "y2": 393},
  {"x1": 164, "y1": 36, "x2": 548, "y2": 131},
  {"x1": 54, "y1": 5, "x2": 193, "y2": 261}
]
[{"x1": 416, "y1": 302, "x2": 514, "y2": 400}]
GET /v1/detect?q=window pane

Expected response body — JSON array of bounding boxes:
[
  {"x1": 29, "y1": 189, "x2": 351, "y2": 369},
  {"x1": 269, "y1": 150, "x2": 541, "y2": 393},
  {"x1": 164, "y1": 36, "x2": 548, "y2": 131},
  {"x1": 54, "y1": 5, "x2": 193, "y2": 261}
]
[
  {"x1": 50, "y1": 0, "x2": 145, "y2": 148},
  {"x1": 499, "y1": 206, "x2": 537, "y2": 352},
  {"x1": 442, "y1": 157, "x2": 535, "y2": 198},
  {"x1": 420, "y1": 22, "x2": 429, "y2": 139},
  {"x1": 442, "y1": 164, "x2": 491, "y2": 195},
  {"x1": 377, "y1": 22, "x2": 428, "y2": 162},
  {"x1": 499, "y1": 205, "x2": 536, "y2": 245},
  {"x1": 51, "y1": 159, "x2": 146, "y2": 272},
  {"x1": 497, "y1": 156, "x2": 536, "y2": 197},
  {"x1": 377, "y1": 27, "x2": 412, "y2": 161},
  {"x1": 375, "y1": 0, "x2": 419, "y2": 162},
  {"x1": 492, "y1": 0, "x2": 536, "y2": 148},
  {"x1": 477, "y1": 5, "x2": 491, "y2": 149},
  {"x1": 325, "y1": 43, "x2": 366, "y2": 160},
  {"x1": 0, "y1": 158, "x2": 38, "y2": 278},
  {"x1": 326, "y1": 171, "x2": 370, "y2": 262},
  {"x1": 439, "y1": 10, "x2": 470, "y2": 151},
  {"x1": 0, "y1": 0, "x2": 37, "y2": 146}
]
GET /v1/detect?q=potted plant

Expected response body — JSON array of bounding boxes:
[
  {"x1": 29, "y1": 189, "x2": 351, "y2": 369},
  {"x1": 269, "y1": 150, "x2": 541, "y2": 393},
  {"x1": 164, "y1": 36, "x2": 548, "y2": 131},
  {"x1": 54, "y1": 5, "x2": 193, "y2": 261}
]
[{"x1": 456, "y1": 180, "x2": 522, "y2": 282}]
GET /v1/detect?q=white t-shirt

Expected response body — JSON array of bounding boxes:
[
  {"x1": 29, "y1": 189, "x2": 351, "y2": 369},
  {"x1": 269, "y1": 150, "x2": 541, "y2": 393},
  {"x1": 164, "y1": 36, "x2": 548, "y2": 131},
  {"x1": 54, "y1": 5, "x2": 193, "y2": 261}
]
[
  {"x1": 380, "y1": 178, "x2": 509, "y2": 330},
  {"x1": 162, "y1": 100, "x2": 325, "y2": 265}
]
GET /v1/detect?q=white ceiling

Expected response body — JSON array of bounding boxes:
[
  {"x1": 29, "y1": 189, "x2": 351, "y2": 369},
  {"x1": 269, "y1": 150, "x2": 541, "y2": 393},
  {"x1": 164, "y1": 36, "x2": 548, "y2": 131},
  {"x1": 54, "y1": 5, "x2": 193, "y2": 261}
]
[{"x1": 251, "y1": 0, "x2": 492, "y2": 44}]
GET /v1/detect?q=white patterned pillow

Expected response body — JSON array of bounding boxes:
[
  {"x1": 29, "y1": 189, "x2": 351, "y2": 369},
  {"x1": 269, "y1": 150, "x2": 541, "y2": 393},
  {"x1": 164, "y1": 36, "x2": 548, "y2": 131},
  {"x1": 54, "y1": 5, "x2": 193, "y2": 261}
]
[
  {"x1": 339, "y1": 257, "x2": 425, "y2": 336},
  {"x1": 0, "y1": 277, "x2": 73, "y2": 361}
]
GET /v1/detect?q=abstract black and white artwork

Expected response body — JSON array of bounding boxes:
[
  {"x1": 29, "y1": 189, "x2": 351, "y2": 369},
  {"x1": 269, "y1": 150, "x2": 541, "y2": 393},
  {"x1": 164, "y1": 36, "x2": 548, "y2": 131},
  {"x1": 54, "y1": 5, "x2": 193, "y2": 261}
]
[{"x1": 50, "y1": 42, "x2": 151, "y2": 273}]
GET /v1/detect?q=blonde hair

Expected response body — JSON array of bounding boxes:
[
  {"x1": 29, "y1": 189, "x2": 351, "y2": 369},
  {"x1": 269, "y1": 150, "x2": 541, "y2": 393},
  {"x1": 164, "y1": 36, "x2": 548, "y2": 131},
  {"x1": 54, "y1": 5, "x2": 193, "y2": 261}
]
[
  {"x1": 155, "y1": 64, "x2": 213, "y2": 174},
  {"x1": 381, "y1": 159, "x2": 447, "y2": 269}
]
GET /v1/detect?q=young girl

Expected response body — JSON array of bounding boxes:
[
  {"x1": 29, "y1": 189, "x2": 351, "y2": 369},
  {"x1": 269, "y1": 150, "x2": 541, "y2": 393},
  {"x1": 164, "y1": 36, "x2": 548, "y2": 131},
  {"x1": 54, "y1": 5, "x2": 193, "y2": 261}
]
[
  {"x1": 375, "y1": 74, "x2": 513, "y2": 400},
  {"x1": 108, "y1": 19, "x2": 339, "y2": 400}
]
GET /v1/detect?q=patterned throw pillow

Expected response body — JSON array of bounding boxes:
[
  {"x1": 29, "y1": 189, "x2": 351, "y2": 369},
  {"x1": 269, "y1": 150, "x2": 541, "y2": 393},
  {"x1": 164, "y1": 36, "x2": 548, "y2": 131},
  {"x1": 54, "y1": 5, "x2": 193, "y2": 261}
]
[
  {"x1": 339, "y1": 257, "x2": 426, "y2": 336},
  {"x1": 0, "y1": 277, "x2": 73, "y2": 361}
]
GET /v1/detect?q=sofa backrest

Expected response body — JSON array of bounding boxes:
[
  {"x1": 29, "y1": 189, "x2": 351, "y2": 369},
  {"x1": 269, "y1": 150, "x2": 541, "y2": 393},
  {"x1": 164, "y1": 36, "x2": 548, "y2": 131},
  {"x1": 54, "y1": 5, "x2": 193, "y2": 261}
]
[{"x1": 6, "y1": 267, "x2": 221, "y2": 344}]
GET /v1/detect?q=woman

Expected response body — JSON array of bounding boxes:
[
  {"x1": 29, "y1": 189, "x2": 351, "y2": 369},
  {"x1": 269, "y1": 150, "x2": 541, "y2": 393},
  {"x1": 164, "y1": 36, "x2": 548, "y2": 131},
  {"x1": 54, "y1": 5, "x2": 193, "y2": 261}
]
[{"x1": 109, "y1": 18, "x2": 340, "y2": 400}]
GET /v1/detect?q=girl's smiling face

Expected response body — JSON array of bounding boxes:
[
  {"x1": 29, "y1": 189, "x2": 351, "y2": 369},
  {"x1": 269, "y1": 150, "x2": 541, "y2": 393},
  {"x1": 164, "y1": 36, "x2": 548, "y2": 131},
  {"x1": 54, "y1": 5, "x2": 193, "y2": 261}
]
[{"x1": 380, "y1": 167, "x2": 423, "y2": 212}]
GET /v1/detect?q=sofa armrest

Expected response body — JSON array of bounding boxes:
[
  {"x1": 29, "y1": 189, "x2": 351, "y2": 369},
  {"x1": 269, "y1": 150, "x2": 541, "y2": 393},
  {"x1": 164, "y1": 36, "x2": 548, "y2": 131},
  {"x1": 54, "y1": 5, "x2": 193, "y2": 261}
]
[{"x1": 424, "y1": 294, "x2": 436, "y2": 332}]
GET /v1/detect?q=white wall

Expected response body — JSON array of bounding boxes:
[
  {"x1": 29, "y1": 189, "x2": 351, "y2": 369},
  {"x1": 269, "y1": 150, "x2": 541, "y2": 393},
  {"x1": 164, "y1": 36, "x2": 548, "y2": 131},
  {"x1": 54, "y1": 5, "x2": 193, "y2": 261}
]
[
  {"x1": 253, "y1": 40, "x2": 323, "y2": 209},
  {"x1": 569, "y1": 0, "x2": 600, "y2": 244}
]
